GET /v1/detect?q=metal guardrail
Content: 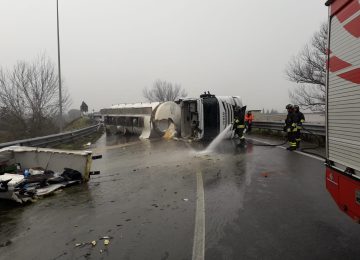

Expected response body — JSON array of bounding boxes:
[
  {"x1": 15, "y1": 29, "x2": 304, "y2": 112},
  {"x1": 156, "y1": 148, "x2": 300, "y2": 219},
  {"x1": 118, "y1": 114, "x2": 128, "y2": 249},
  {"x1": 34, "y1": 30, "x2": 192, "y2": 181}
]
[
  {"x1": 252, "y1": 121, "x2": 325, "y2": 136},
  {"x1": 0, "y1": 124, "x2": 102, "y2": 149}
]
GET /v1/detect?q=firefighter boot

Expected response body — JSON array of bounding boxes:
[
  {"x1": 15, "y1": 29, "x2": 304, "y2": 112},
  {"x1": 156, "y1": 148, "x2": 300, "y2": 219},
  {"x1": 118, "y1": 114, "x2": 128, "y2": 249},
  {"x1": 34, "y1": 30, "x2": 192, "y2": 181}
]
[
  {"x1": 237, "y1": 136, "x2": 246, "y2": 147},
  {"x1": 287, "y1": 141, "x2": 297, "y2": 151}
]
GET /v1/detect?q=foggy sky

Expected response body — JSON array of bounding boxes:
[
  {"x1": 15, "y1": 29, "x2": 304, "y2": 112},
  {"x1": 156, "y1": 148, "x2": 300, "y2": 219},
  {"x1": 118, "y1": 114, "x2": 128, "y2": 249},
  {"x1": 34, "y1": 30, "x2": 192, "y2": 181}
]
[{"x1": 0, "y1": 0, "x2": 327, "y2": 112}]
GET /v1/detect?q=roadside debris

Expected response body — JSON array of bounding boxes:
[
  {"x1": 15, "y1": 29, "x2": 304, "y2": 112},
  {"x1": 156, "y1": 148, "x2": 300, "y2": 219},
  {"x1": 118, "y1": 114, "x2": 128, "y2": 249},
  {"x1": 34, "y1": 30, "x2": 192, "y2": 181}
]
[
  {"x1": 74, "y1": 236, "x2": 113, "y2": 248},
  {"x1": 0, "y1": 240, "x2": 12, "y2": 248},
  {"x1": 100, "y1": 236, "x2": 112, "y2": 240},
  {"x1": 73, "y1": 236, "x2": 113, "y2": 255},
  {"x1": 0, "y1": 146, "x2": 100, "y2": 203},
  {"x1": 261, "y1": 172, "x2": 269, "y2": 178},
  {"x1": 83, "y1": 142, "x2": 91, "y2": 147},
  {"x1": 0, "y1": 168, "x2": 83, "y2": 203},
  {"x1": 183, "y1": 198, "x2": 189, "y2": 202},
  {"x1": 75, "y1": 243, "x2": 85, "y2": 248},
  {"x1": 216, "y1": 170, "x2": 221, "y2": 177}
]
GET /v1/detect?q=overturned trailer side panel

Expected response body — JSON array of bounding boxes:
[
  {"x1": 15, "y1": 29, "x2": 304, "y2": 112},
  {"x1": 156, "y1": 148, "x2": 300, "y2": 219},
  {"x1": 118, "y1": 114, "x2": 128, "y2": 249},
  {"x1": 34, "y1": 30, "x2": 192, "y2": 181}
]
[
  {"x1": 0, "y1": 146, "x2": 93, "y2": 203},
  {"x1": 101, "y1": 102, "x2": 182, "y2": 139},
  {"x1": 101, "y1": 103, "x2": 158, "y2": 138},
  {"x1": 0, "y1": 146, "x2": 93, "y2": 181}
]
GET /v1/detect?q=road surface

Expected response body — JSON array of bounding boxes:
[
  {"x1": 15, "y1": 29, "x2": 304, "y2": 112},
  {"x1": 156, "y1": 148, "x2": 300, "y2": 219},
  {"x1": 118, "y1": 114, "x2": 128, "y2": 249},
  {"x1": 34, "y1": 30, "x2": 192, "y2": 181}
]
[{"x1": 1, "y1": 134, "x2": 359, "y2": 260}]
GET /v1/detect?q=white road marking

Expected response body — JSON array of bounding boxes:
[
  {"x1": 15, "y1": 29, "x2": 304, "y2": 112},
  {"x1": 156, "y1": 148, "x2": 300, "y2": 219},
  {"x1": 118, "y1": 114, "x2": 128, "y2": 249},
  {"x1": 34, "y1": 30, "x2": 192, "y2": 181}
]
[
  {"x1": 192, "y1": 171, "x2": 205, "y2": 260},
  {"x1": 293, "y1": 150, "x2": 324, "y2": 162},
  {"x1": 247, "y1": 137, "x2": 324, "y2": 162}
]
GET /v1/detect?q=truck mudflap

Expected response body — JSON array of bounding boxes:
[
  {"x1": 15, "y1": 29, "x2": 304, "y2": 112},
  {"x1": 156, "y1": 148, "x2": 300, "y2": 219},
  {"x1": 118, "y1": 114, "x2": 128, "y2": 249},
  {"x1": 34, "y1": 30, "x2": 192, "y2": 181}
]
[{"x1": 326, "y1": 166, "x2": 360, "y2": 223}]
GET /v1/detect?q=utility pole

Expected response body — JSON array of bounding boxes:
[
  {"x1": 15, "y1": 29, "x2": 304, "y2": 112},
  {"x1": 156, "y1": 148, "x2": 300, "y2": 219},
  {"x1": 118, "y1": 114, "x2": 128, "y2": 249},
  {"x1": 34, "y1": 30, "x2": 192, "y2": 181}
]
[{"x1": 56, "y1": 0, "x2": 63, "y2": 132}]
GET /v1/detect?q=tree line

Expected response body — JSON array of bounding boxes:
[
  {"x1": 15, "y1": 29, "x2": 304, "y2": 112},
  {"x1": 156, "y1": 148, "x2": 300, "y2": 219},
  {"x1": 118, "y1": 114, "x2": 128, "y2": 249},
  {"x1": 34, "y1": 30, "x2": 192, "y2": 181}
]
[
  {"x1": 0, "y1": 55, "x2": 69, "y2": 141},
  {"x1": 286, "y1": 23, "x2": 327, "y2": 112}
]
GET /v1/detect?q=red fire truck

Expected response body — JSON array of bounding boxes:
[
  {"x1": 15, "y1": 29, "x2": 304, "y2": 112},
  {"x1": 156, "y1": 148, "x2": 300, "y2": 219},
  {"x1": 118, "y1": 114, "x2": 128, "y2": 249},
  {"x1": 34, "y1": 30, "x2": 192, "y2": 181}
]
[{"x1": 325, "y1": 0, "x2": 360, "y2": 222}]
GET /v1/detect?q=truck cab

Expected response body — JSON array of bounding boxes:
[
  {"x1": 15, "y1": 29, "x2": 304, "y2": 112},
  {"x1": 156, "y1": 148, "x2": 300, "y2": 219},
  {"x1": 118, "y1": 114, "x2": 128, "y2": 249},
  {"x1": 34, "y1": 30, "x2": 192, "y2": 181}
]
[{"x1": 179, "y1": 93, "x2": 243, "y2": 140}]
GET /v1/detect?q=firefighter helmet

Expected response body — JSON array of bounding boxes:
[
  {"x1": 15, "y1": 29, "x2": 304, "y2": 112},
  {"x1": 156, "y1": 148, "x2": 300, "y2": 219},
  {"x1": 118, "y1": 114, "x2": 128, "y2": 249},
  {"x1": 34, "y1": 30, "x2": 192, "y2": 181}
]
[
  {"x1": 285, "y1": 104, "x2": 293, "y2": 110},
  {"x1": 294, "y1": 105, "x2": 299, "y2": 110}
]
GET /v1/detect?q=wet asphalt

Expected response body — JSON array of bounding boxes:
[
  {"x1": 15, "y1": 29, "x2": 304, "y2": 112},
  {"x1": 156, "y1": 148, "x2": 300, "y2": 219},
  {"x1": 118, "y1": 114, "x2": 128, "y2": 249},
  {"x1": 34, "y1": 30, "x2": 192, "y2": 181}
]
[{"x1": 0, "y1": 134, "x2": 360, "y2": 260}]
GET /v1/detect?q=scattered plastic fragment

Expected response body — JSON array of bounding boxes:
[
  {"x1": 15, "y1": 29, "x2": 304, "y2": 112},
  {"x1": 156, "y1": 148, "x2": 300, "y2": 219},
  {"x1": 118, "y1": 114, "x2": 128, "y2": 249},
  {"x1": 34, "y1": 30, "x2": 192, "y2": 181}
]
[
  {"x1": 0, "y1": 240, "x2": 12, "y2": 248},
  {"x1": 91, "y1": 240, "x2": 96, "y2": 246},
  {"x1": 104, "y1": 239, "x2": 110, "y2": 246},
  {"x1": 261, "y1": 172, "x2": 269, "y2": 178},
  {"x1": 216, "y1": 170, "x2": 221, "y2": 177},
  {"x1": 54, "y1": 189, "x2": 63, "y2": 194},
  {"x1": 183, "y1": 198, "x2": 189, "y2": 202}
]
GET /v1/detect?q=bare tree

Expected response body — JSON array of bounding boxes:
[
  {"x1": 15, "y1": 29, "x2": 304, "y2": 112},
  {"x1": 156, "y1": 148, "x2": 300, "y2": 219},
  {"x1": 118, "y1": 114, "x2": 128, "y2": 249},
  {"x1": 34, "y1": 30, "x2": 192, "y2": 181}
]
[
  {"x1": 143, "y1": 79, "x2": 187, "y2": 102},
  {"x1": 285, "y1": 23, "x2": 327, "y2": 111},
  {"x1": 0, "y1": 54, "x2": 70, "y2": 139},
  {"x1": 80, "y1": 101, "x2": 88, "y2": 115}
]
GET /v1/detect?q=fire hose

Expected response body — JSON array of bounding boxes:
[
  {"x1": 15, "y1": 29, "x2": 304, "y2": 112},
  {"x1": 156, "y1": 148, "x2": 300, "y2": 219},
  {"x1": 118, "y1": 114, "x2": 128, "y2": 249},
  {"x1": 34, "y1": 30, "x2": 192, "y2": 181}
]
[{"x1": 241, "y1": 125, "x2": 326, "y2": 160}]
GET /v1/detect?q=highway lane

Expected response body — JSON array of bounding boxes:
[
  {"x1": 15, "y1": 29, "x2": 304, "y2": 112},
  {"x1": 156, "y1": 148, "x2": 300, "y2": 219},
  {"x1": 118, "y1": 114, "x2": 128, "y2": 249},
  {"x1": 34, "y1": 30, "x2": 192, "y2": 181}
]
[
  {"x1": 203, "y1": 139, "x2": 360, "y2": 259},
  {"x1": 0, "y1": 134, "x2": 359, "y2": 260}
]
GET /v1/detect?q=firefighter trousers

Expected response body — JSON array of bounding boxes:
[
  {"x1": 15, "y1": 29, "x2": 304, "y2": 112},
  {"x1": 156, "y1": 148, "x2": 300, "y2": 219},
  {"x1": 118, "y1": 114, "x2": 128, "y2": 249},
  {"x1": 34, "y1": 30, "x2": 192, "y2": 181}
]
[
  {"x1": 287, "y1": 130, "x2": 297, "y2": 149},
  {"x1": 235, "y1": 128, "x2": 244, "y2": 139},
  {"x1": 295, "y1": 128, "x2": 302, "y2": 147}
]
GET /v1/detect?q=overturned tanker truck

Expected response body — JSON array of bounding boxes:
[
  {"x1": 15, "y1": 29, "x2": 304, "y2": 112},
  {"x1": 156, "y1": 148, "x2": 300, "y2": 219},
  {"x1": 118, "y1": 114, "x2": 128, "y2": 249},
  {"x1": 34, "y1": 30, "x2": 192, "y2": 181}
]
[{"x1": 101, "y1": 93, "x2": 245, "y2": 140}]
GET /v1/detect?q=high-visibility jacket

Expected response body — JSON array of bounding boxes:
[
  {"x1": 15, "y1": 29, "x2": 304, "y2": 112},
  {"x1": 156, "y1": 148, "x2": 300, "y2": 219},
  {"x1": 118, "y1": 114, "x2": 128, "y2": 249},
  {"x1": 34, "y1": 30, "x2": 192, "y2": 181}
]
[
  {"x1": 245, "y1": 114, "x2": 254, "y2": 123},
  {"x1": 233, "y1": 117, "x2": 245, "y2": 140},
  {"x1": 233, "y1": 118, "x2": 245, "y2": 129},
  {"x1": 284, "y1": 112, "x2": 297, "y2": 132},
  {"x1": 294, "y1": 111, "x2": 305, "y2": 129}
]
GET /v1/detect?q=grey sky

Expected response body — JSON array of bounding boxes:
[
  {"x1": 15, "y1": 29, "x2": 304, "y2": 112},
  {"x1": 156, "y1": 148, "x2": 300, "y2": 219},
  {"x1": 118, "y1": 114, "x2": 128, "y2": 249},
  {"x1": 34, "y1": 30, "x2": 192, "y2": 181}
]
[{"x1": 1, "y1": 0, "x2": 327, "y2": 112}]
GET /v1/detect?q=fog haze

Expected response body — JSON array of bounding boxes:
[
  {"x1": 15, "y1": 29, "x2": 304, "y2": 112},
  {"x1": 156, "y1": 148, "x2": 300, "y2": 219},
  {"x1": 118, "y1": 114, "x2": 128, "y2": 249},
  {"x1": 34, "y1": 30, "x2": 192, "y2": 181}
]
[{"x1": 0, "y1": 0, "x2": 327, "y2": 112}]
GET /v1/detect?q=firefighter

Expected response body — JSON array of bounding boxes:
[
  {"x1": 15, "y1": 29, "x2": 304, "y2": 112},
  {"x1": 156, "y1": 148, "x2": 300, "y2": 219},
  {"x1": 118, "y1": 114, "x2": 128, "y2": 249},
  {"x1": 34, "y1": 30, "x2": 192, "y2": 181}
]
[
  {"x1": 294, "y1": 105, "x2": 305, "y2": 148},
  {"x1": 233, "y1": 106, "x2": 246, "y2": 143},
  {"x1": 284, "y1": 104, "x2": 297, "y2": 151},
  {"x1": 245, "y1": 111, "x2": 254, "y2": 133}
]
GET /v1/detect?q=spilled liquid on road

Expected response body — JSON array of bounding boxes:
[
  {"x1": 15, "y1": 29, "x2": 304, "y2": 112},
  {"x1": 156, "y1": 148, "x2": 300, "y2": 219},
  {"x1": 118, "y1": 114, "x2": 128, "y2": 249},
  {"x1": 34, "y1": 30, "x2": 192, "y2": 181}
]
[{"x1": 198, "y1": 124, "x2": 233, "y2": 155}]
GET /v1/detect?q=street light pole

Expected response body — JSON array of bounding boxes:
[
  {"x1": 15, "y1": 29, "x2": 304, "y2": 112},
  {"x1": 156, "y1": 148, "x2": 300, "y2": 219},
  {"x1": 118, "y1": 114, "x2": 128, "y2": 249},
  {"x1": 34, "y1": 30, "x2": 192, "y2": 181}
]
[{"x1": 56, "y1": 0, "x2": 63, "y2": 132}]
